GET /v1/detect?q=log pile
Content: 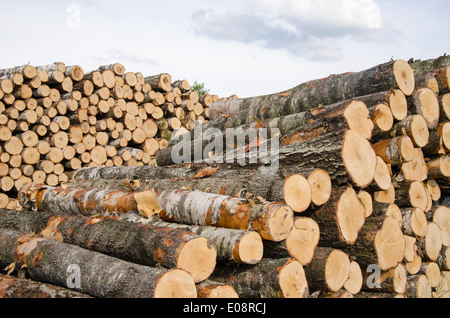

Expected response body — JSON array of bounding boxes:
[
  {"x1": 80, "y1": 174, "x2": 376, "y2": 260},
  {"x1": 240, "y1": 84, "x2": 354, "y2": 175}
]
[
  {"x1": 0, "y1": 62, "x2": 223, "y2": 210},
  {"x1": 1, "y1": 55, "x2": 450, "y2": 298}
]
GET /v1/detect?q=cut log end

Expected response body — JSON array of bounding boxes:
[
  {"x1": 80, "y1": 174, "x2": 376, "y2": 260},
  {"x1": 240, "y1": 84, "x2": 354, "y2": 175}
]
[
  {"x1": 372, "y1": 103, "x2": 394, "y2": 132},
  {"x1": 307, "y1": 169, "x2": 332, "y2": 206},
  {"x1": 409, "y1": 115, "x2": 430, "y2": 148},
  {"x1": 233, "y1": 231, "x2": 264, "y2": 265},
  {"x1": 264, "y1": 204, "x2": 295, "y2": 242},
  {"x1": 177, "y1": 237, "x2": 217, "y2": 283},
  {"x1": 283, "y1": 174, "x2": 312, "y2": 213},
  {"x1": 433, "y1": 206, "x2": 450, "y2": 246},
  {"x1": 344, "y1": 261, "x2": 363, "y2": 295},
  {"x1": 393, "y1": 59, "x2": 415, "y2": 96},
  {"x1": 336, "y1": 187, "x2": 366, "y2": 244},
  {"x1": 278, "y1": 259, "x2": 309, "y2": 298},
  {"x1": 375, "y1": 217, "x2": 405, "y2": 271},
  {"x1": 388, "y1": 89, "x2": 408, "y2": 121},
  {"x1": 373, "y1": 156, "x2": 392, "y2": 191},
  {"x1": 424, "y1": 222, "x2": 443, "y2": 262},
  {"x1": 197, "y1": 284, "x2": 239, "y2": 298},
  {"x1": 344, "y1": 100, "x2": 374, "y2": 140},
  {"x1": 285, "y1": 217, "x2": 320, "y2": 266},
  {"x1": 342, "y1": 129, "x2": 377, "y2": 188},
  {"x1": 414, "y1": 87, "x2": 440, "y2": 129},
  {"x1": 326, "y1": 249, "x2": 351, "y2": 292},
  {"x1": 153, "y1": 269, "x2": 197, "y2": 298}
]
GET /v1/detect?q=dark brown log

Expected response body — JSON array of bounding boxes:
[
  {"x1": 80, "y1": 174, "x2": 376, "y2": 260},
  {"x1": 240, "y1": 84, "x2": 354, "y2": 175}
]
[
  {"x1": 304, "y1": 247, "x2": 350, "y2": 293},
  {"x1": 0, "y1": 274, "x2": 91, "y2": 298},
  {"x1": 0, "y1": 209, "x2": 216, "y2": 283},
  {"x1": 0, "y1": 228, "x2": 197, "y2": 298}
]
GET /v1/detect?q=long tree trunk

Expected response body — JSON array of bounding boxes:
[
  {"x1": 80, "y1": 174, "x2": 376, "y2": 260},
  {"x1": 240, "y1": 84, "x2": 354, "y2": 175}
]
[
  {"x1": 0, "y1": 228, "x2": 197, "y2": 298},
  {"x1": 0, "y1": 209, "x2": 217, "y2": 283},
  {"x1": 209, "y1": 258, "x2": 309, "y2": 298},
  {"x1": 208, "y1": 59, "x2": 414, "y2": 124}
]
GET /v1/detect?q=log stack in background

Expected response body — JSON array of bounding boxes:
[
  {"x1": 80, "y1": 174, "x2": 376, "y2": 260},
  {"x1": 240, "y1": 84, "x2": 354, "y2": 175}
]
[
  {"x1": 0, "y1": 55, "x2": 450, "y2": 298},
  {"x1": 0, "y1": 62, "x2": 226, "y2": 210}
]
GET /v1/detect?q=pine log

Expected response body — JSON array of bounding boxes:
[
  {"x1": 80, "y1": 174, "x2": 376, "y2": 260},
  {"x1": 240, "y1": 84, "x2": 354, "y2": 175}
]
[
  {"x1": 304, "y1": 247, "x2": 350, "y2": 293},
  {"x1": 343, "y1": 215, "x2": 405, "y2": 271},
  {"x1": 145, "y1": 73, "x2": 172, "y2": 92},
  {"x1": 430, "y1": 206, "x2": 450, "y2": 246},
  {"x1": 208, "y1": 59, "x2": 414, "y2": 122},
  {"x1": 343, "y1": 261, "x2": 363, "y2": 295},
  {"x1": 405, "y1": 275, "x2": 432, "y2": 298},
  {"x1": 157, "y1": 189, "x2": 294, "y2": 242},
  {"x1": 373, "y1": 115, "x2": 430, "y2": 148},
  {"x1": 0, "y1": 209, "x2": 216, "y2": 283},
  {"x1": 311, "y1": 186, "x2": 366, "y2": 246},
  {"x1": 401, "y1": 207, "x2": 428, "y2": 239},
  {"x1": 0, "y1": 274, "x2": 91, "y2": 298},
  {"x1": 372, "y1": 136, "x2": 415, "y2": 165},
  {"x1": 196, "y1": 280, "x2": 239, "y2": 298},
  {"x1": 0, "y1": 228, "x2": 197, "y2": 298},
  {"x1": 362, "y1": 263, "x2": 408, "y2": 295},
  {"x1": 264, "y1": 217, "x2": 320, "y2": 266},
  {"x1": 139, "y1": 218, "x2": 263, "y2": 265},
  {"x1": 408, "y1": 87, "x2": 440, "y2": 129},
  {"x1": 417, "y1": 222, "x2": 443, "y2": 262},
  {"x1": 210, "y1": 258, "x2": 309, "y2": 298}
]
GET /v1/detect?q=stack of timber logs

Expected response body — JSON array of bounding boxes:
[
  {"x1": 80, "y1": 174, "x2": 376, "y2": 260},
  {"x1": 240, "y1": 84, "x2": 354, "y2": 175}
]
[
  {"x1": 0, "y1": 62, "x2": 224, "y2": 210},
  {"x1": 1, "y1": 55, "x2": 450, "y2": 298}
]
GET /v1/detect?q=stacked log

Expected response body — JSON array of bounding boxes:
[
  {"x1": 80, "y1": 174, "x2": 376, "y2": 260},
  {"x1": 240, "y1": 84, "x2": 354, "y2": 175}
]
[
  {"x1": 63, "y1": 56, "x2": 449, "y2": 298},
  {"x1": 0, "y1": 62, "x2": 222, "y2": 209},
  {"x1": 1, "y1": 55, "x2": 450, "y2": 298}
]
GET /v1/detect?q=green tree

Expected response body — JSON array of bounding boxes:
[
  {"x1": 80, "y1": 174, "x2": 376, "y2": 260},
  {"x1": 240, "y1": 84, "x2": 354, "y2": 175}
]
[{"x1": 191, "y1": 81, "x2": 210, "y2": 96}]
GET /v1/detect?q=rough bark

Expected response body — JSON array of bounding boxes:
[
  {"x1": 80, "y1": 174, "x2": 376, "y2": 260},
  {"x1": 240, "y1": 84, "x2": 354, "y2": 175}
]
[
  {"x1": 0, "y1": 274, "x2": 91, "y2": 298},
  {"x1": 208, "y1": 59, "x2": 414, "y2": 124},
  {"x1": 0, "y1": 228, "x2": 197, "y2": 298},
  {"x1": 0, "y1": 209, "x2": 217, "y2": 283},
  {"x1": 124, "y1": 215, "x2": 264, "y2": 265},
  {"x1": 156, "y1": 189, "x2": 294, "y2": 242},
  {"x1": 209, "y1": 258, "x2": 309, "y2": 298}
]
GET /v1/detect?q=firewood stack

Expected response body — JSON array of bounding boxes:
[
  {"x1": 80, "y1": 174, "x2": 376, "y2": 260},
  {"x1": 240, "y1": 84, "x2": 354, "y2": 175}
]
[
  {"x1": 0, "y1": 62, "x2": 222, "y2": 210},
  {"x1": 0, "y1": 55, "x2": 449, "y2": 299}
]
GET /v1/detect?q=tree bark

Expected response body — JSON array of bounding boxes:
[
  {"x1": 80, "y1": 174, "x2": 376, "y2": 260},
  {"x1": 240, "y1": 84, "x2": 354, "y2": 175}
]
[
  {"x1": 210, "y1": 258, "x2": 309, "y2": 298},
  {"x1": 208, "y1": 59, "x2": 414, "y2": 124},
  {"x1": 156, "y1": 189, "x2": 294, "y2": 242},
  {"x1": 303, "y1": 247, "x2": 350, "y2": 293},
  {"x1": 0, "y1": 274, "x2": 91, "y2": 298}
]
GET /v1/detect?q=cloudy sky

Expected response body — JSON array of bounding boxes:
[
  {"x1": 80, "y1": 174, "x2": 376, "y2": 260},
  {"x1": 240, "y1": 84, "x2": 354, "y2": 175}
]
[{"x1": 0, "y1": 0, "x2": 449, "y2": 98}]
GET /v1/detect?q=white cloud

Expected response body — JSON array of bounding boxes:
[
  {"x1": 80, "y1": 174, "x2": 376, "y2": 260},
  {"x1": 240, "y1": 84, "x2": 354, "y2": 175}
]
[{"x1": 191, "y1": 0, "x2": 386, "y2": 60}]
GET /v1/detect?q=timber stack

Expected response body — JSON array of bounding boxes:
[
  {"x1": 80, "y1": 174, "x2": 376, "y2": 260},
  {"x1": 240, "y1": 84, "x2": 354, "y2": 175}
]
[
  {"x1": 0, "y1": 62, "x2": 224, "y2": 209},
  {"x1": 0, "y1": 55, "x2": 449, "y2": 299}
]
